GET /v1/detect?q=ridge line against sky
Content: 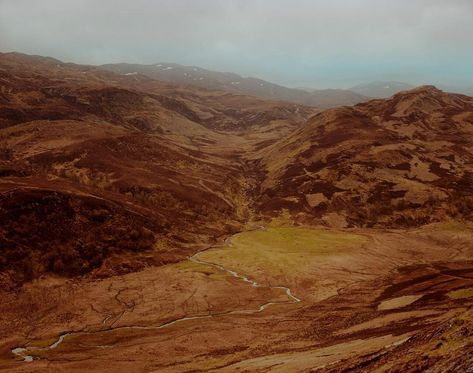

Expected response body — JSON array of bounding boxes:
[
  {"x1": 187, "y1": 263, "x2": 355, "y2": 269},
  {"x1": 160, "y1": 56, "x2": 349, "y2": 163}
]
[{"x1": 0, "y1": 0, "x2": 472, "y2": 89}]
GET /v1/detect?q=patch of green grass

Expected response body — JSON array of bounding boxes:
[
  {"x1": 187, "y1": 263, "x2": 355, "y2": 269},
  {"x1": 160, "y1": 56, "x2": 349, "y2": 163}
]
[
  {"x1": 431, "y1": 222, "x2": 472, "y2": 233},
  {"x1": 431, "y1": 337, "x2": 461, "y2": 356},
  {"x1": 173, "y1": 259, "x2": 228, "y2": 280},
  {"x1": 28, "y1": 337, "x2": 59, "y2": 348},
  {"x1": 428, "y1": 315, "x2": 471, "y2": 357},
  {"x1": 200, "y1": 227, "x2": 367, "y2": 276},
  {"x1": 447, "y1": 287, "x2": 473, "y2": 300},
  {"x1": 233, "y1": 227, "x2": 365, "y2": 254},
  {"x1": 268, "y1": 209, "x2": 294, "y2": 227}
]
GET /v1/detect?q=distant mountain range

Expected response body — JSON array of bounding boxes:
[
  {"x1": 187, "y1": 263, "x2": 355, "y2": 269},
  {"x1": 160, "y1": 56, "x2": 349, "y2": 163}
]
[
  {"x1": 101, "y1": 63, "x2": 473, "y2": 106},
  {"x1": 99, "y1": 62, "x2": 368, "y2": 108},
  {"x1": 351, "y1": 81, "x2": 473, "y2": 98},
  {"x1": 438, "y1": 84, "x2": 473, "y2": 97},
  {"x1": 350, "y1": 81, "x2": 415, "y2": 98}
]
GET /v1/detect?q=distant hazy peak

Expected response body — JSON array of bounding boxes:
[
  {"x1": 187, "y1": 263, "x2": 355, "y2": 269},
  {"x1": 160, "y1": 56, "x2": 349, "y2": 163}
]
[{"x1": 350, "y1": 81, "x2": 415, "y2": 98}]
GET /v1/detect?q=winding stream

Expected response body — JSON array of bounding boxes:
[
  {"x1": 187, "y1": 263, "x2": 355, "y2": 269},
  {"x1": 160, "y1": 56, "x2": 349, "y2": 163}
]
[{"x1": 12, "y1": 229, "x2": 301, "y2": 363}]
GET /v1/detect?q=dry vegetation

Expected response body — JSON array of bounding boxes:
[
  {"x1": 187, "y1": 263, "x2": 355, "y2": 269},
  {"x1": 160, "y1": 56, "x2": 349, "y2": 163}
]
[
  {"x1": 0, "y1": 52, "x2": 472, "y2": 371},
  {"x1": 257, "y1": 86, "x2": 473, "y2": 228}
]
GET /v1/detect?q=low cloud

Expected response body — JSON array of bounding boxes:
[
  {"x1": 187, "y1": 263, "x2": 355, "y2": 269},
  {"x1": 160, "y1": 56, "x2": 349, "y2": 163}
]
[{"x1": 1, "y1": 0, "x2": 472, "y2": 88}]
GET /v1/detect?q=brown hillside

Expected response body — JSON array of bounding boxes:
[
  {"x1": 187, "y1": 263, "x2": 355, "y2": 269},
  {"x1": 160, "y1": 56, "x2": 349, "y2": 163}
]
[
  {"x1": 257, "y1": 86, "x2": 473, "y2": 227},
  {"x1": 1, "y1": 53, "x2": 473, "y2": 372},
  {"x1": 0, "y1": 52, "x2": 315, "y2": 288}
]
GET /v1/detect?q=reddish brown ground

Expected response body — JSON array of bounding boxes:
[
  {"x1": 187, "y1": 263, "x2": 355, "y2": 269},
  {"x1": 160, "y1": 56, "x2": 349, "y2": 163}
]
[
  {"x1": 1, "y1": 224, "x2": 472, "y2": 372},
  {"x1": 1, "y1": 52, "x2": 472, "y2": 372}
]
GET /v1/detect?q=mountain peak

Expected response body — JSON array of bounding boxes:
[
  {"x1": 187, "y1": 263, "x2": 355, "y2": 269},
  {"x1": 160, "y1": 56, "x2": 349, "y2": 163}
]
[
  {"x1": 99, "y1": 61, "x2": 368, "y2": 108},
  {"x1": 402, "y1": 85, "x2": 442, "y2": 95},
  {"x1": 382, "y1": 85, "x2": 451, "y2": 117}
]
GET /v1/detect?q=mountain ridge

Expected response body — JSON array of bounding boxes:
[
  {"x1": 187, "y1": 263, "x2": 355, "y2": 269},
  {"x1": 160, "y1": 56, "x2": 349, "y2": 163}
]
[
  {"x1": 256, "y1": 84, "x2": 473, "y2": 227},
  {"x1": 1, "y1": 51, "x2": 473, "y2": 371},
  {"x1": 99, "y1": 61, "x2": 368, "y2": 108}
]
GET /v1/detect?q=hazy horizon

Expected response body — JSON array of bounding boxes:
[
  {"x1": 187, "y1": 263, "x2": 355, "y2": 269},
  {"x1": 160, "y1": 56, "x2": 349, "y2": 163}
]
[{"x1": 1, "y1": 0, "x2": 472, "y2": 89}]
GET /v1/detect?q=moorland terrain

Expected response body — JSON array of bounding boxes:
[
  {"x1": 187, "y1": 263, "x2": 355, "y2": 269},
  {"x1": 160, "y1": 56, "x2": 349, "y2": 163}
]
[{"x1": 0, "y1": 52, "x2": 472, "y2": 372}]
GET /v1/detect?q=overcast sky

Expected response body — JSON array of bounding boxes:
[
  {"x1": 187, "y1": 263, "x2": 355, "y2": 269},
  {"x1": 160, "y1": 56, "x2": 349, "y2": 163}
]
[{"x1": 1, "y1": 0, "x2": 472, "y2": 88}]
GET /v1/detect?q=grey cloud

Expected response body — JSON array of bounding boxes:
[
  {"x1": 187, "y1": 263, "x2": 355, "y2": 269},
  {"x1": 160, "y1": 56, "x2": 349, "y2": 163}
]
[{"x1": 0, "y1": 0, "x2": 472, "y2": 88}]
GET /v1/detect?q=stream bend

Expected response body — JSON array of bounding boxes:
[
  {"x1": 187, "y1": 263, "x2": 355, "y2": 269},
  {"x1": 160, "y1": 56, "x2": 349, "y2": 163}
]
[{"x1": 12, "y1": 230, "x2": 301, "y2": 362}]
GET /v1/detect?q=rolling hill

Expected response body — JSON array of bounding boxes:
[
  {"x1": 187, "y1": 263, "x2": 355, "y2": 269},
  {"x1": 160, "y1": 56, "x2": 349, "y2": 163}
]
[
  {"x1": 1, "y1": 52, "x2": 473, "y2": 372},
  {"x1": 0, "y1": 52, "x2": 315, "y2": 287},
  {"x1": 100, "y1": 62, "x2": 368, "y2": 108},
  {"x1": 256, "y1": 85, "x2": 473, "y2": 227},
  {"x1": 2, "y1": 51, "x2": 472, "y2": 286}
]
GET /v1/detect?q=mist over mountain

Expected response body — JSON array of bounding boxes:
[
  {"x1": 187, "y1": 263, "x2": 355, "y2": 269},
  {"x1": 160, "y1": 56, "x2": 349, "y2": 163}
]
[
  {"x1": 351, "y1": 81, "x2": 473, "y2": 99},
  {"x1": 1, "y1": 0, "x2": 473, "y2": 88},
  {"x1": 100, "y1": 62, "x2": 367, "y2": 108}
]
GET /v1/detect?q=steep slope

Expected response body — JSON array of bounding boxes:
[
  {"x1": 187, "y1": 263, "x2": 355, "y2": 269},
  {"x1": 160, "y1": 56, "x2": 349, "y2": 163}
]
[
  {"x1": 100, "y1": 62, "x2": 368, "y2": 108},
  {"x1": 257, "y1": 86, "x2": 473, "y2": 227},
  {"x1": 0, "y1": 52, "x2": 314, "y2": 134},
  {"x1": 321, "y1": 306, "x2": 473, "y2": 372},
  {"x1": 1, "y1": 53, "x2": 473, "y2": 372},
  {"x1": 0, "y1": 52, "x2": 316, "y2": 288}
]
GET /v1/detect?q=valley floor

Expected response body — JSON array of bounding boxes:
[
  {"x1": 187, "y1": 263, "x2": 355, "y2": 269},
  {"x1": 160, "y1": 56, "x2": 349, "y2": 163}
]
[{"x1": 1, "y1": 222, "x2": 473, "y2": 372}]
